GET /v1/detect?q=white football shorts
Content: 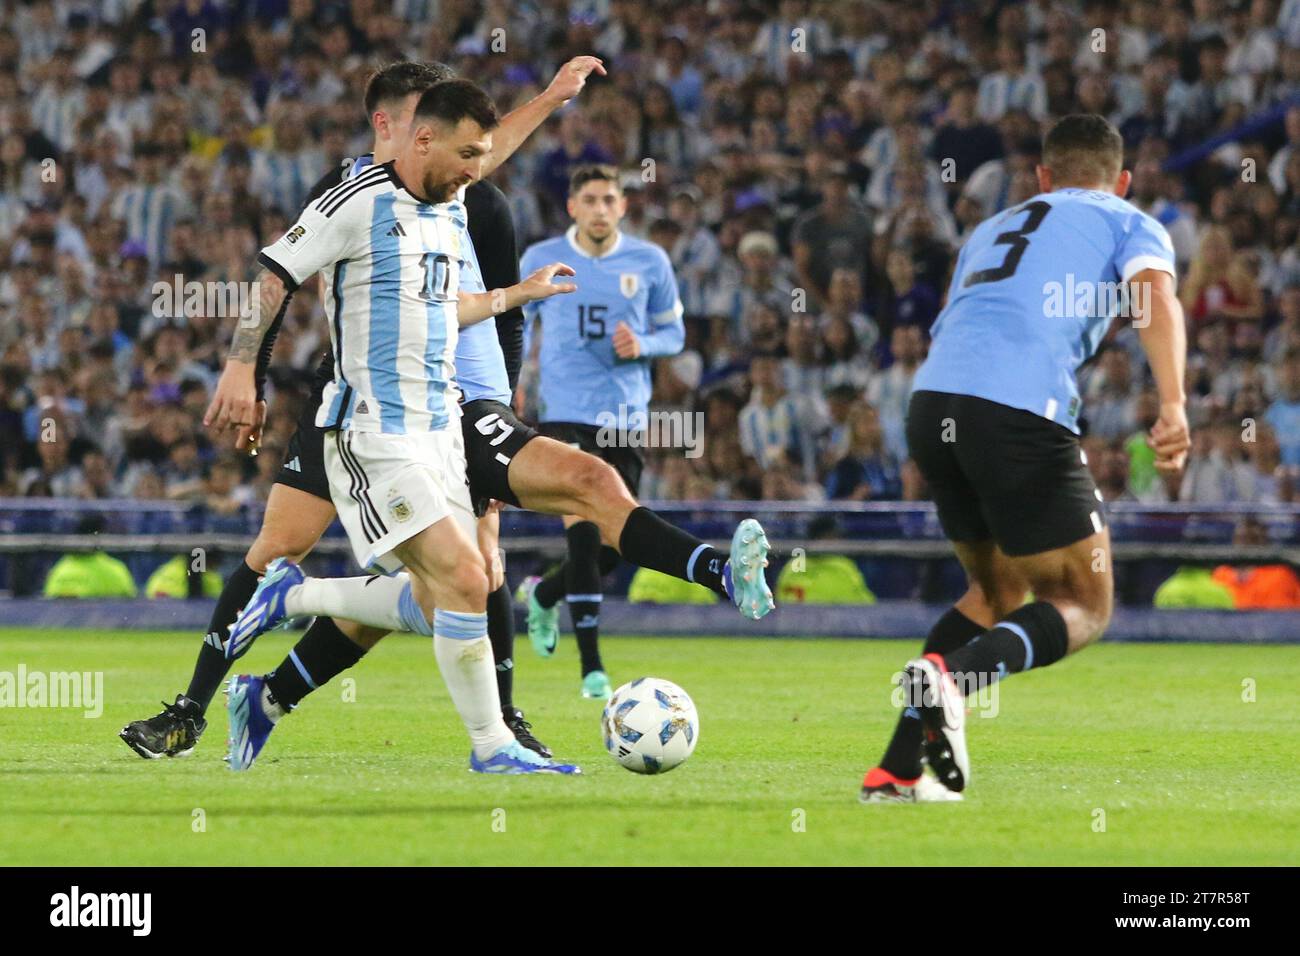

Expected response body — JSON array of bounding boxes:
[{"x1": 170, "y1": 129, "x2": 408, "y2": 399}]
[{"x1": 324, "y1": 426, "x2": 475, "y2": 574}]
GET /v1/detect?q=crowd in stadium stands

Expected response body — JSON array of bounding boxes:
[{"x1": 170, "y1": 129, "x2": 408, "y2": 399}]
[{"x1": 2, "y1": 0, "x2": 1300, "y2": 512}]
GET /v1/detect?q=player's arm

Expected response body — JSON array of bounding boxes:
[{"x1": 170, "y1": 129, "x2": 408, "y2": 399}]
[
  {"x1": 458, "y1": 261, "x2": 576, "y2": 326},
  {"x1": 204, "y1": 269, "x2": 292, "y2": 437},
  {"x1": 206, "y1": 193, "x2": 357, "y2": 438},
  {"x1": 1133, "y1": 267, "x2": 1190, "y2": 473},
  {"x1": 248, "y1": 166, "x2": 341, "y2": 397},
  {"x1": 480, "y1": 56, "x2": 606, "y2": 178}
]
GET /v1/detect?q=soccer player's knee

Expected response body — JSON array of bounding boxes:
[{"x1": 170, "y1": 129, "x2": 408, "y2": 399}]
[
  {"x1": 449, "y1": 559, "x2": 490, "y2": 609},
  {"x1": 582, "y1": 457, "x2": 631, "y2": 508},
  {"x1": 247, "y1": 527, "x2": 313, "y2": 568}
]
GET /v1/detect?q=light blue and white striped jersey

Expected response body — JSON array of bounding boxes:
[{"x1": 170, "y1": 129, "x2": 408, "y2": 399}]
[
  {"x1": 111, "y1": 183, "x2": 191, "y2": 267},
  {"x1": 914, "y1": 188, "x2": 1176, "y2": 434},
  {"x1": 976, "y1": 71, "x2": 1047, "y2": 123},
  {"x1": 1282, "y1": 0, "x2": 1300, "y2": 48},
  {"x1": 31, "y1": 84, "x2": 84, "y2": 153},
  {"x1": 521, "y1": 227, "x2": 684, "y2": 426},
  {"x1": 342, "y1": 154, "x2": 511, "y2": 407},
  {"x1": 251, "y1": 148, "x2": 326, "y2": 217},
  {"x1": 258, "y1": 160, "x2": 471, "y2": 435}
]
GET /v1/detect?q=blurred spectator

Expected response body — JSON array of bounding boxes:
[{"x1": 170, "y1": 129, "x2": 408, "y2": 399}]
[
  {"x1": 1265, "y1": 350, "x2": 1300, "y2": 466},
  {"x1": 868, "y1": 325, "x2": 925, "y2": 463},
  {"x1": 824, "y1": 401, "x2": 900, "y2": 501},
  {"x1": 1085, "y1": 347, "x2": 1139, "y2": 441},
  {"x1": 0, "y1": 0, "x2": 1294, "y2": 513},
  {"x1": 738, "y1": 353, "x2": 819, "y2": 481},
  {"x1": 790, "y1": 161, "x2": 871, "y2": 311},
  {"x1": 1180, "y1": 225, "x2": 1264, "y2": 328}
]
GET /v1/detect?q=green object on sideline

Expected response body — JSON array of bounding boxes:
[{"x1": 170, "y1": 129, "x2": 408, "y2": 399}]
[
  {"x1": 627, "y1": 567, "x2": 718, "y2": 605},
  {"x1": 1153, "y1": 566, "x2": 1236, "y2": 609},
  {"x1": 42, "y1": 552, "x2": 138, "y2": 599},
  {"x1": 776, "y1": 554, "x2": 876, "y2": 605},
  {"x1": 144, "y1": 555, "x2": 224, "y2": 599}
]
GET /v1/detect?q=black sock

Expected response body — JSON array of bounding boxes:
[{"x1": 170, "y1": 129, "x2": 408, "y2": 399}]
[
  {"x1": 185, "y1": 561, "x2": 261, "y2": 713},
  {"x1": 879, "y1": 607, "x2": 986, "y2": 780},
  {"x1": 533, "y1": 561, "x2": 567, "y2": 609},
  {"x1": 564, "y1": 521, "x2": 604, "y2": 675},
  {"x1": 264, "y1": 616, "x2": 367, "y2": 710},
  {"x1": 942, "y1": 601, "x2": 1070, "y2": 692},
  {"x1": 487, "y1": 579, "x2": 515, "y2": 710},
  {"x1": 618, "y1": 506, "x2": 725, "y2": 597},
  {"x1": 535, "y1": 547, "x2": 620, "y2": 610}
]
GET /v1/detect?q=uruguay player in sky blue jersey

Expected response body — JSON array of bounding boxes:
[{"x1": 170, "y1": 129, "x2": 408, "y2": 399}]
[
  {"x1": 862, "y1": 115, "x2": 1191, "y2": 803},
  {"x1": 517, "y1": 165, "x2": 771, "y2": 700}
]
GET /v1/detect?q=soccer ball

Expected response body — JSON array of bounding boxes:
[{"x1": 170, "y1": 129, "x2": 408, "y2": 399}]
[{"x1": 601, "y1": 677, "x2": 699, "y2": 774}]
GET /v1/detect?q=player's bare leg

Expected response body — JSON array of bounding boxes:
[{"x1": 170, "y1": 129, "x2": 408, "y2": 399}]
[
  {"x1": 507, "y1": 437, "x2": 774, "y2": 622},
  {"x1": 255, "y1": 506, "x2": 551, "y2": 753},
  {"x1": 905, "y1": 530, "x2": 1112, "y2": 793},
  {"x1": 389, "y1": 518, "x2": 577, "y2": 773},
  {"x1": 119, "y1": 484, "x2": 336, "y2": 759},
  {"x1": 227, "y1": 515, "x2": 579, "y2": 772}
]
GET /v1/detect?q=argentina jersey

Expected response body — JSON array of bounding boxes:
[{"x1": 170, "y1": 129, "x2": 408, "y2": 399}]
[
  {"x1": 521, "y1": 226, "x2": 684, "y2": 426},
  {"x1": 257, "y1": 160, "x2": 472, "y2": 435},
  {"x1": 913, "y1": 187, "x2": 1176, "y2": 433}
]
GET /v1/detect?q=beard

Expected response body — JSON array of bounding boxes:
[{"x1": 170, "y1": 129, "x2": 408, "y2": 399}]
[{"x1": 420, "y1": 170, "x2": 465, "y2": 203}]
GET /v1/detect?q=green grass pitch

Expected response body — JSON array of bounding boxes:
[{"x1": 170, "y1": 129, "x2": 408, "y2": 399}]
[{"x1": 1, "y1": 627, "x2": 1296, "y2": 866}]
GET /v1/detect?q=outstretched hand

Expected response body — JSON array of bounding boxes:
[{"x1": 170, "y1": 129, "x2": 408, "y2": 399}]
[
  {"x1": 520, "y1": 262, "x2": 577, "y2": 302},
  {"x1": 545, "y1": 56, "x2": 607, "y2": 106}
]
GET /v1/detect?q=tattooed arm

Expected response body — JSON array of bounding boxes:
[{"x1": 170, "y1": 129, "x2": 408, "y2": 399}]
[{"x1": 204, "y1": 269, "x2": 290, "y2": 444}]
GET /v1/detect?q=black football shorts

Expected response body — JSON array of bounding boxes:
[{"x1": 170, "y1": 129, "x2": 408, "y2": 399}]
[{"x1": 905, "y1": 389, "x2": 1105, "y2": 557}]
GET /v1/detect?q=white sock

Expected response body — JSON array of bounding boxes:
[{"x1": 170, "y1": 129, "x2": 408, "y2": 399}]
[
  {"x1": 432, "y1": 612, "x2": 514, "y2": 759},
  {"x1": 286, "y1": 574, "x2": 409, "y2": 630}
]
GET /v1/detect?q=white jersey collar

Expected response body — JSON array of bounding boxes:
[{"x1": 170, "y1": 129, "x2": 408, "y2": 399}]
[{"x1": 566, "y1": 224, "x2": 623, "y2": 259}]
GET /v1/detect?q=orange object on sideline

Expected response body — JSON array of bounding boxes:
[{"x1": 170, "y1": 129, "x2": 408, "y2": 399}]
[{"x1": 1211, "y1": 565, "x2": 1300, "y2": 609}]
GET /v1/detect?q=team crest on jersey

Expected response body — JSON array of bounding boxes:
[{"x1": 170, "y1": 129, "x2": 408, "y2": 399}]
[
  {"x1": 619, "y1": 273, "x2": 639, "y2": 298},
  {"x1": 388, "y1": 495, "x2": 413, "y2": 523}
]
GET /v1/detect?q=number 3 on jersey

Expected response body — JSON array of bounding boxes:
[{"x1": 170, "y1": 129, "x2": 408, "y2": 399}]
[{"x1": 964, "y1": 200, "x2": 1052, "y2": 288}]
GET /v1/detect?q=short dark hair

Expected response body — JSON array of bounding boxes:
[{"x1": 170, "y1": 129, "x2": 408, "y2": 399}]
[
  {"x1": 363, "y1": 60, "x2": 456, "y2": 116},
  {"x1": 569, "y1": 164, "x2": 622, "y2": 195},
  {"x1": 1042, "y1": 113, "x2": 1124, "y2": 187},
  {"x1": 412, "y1": 79, "x2": 499, "y2": 133}
]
